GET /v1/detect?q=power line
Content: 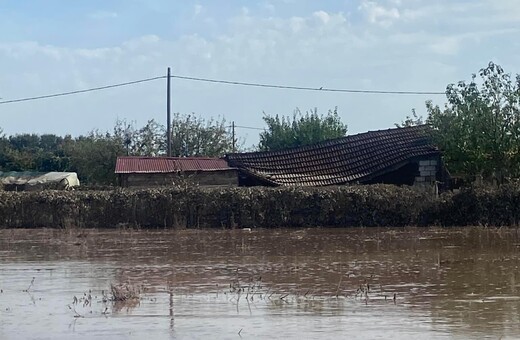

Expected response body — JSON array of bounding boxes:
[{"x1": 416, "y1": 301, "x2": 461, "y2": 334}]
[
  {"x1": 227, "y1": 124, "x2": 264, "y2": 131},
  {"x1": 0, "y1": 76, "x2": 166, "y2": 105},
  {"x1": 170, "y1": 74, "x2": 446, "y2": 95},
  {"x1": 0, "y1": 73, "x2": 446, "y2": 106},
  {"x1": 233, "y1": 124, "x2": 264, "y2": 131}
]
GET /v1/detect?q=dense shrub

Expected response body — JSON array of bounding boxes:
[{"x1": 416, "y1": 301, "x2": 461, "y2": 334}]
[{"x1": 1, "y1": 184, "x2": 520, "y2": 229}]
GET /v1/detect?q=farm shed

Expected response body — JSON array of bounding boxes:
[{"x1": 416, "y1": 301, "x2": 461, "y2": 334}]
[
  {"x1": 115, "y1": 156, "x2": 238, "y2": 188},
  {"x1": 226, "y1": 125, "x2": 448, "y2": 188}
]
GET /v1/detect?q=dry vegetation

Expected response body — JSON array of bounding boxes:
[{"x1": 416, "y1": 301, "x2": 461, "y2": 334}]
[
  {"x1": 110, "y1": 283, "x2": 141, "y2": 302},
  {"x1": 1, "y1": 184, "x2": 520, "y2": 228}
]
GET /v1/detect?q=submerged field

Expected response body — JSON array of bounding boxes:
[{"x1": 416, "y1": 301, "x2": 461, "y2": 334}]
[{"x1": 1, "y1": 227, "x2": 520, "y2": 339}]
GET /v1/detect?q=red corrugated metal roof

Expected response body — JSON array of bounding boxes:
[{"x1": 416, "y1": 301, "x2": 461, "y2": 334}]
[
  {"x1": 173, "y1": 158, "x2": 231, "y2": 171},
  {"x1": 115, "y1": 157, "x2": 233, "y2": 174}
]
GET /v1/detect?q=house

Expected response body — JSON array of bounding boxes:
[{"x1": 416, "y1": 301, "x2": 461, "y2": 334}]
[
  {"x1": 0, "y1": 171, "x2": 80, "y2": 191},
  {"x1": 115, "y1": 156, "x2": 238, "y2": 188},
  {"x1": 225, "y1": 125, "x2": 448, "y2": 188}
]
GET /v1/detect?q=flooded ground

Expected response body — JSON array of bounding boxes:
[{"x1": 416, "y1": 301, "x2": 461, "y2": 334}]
[{"x1": 1, "y1": 227, "x2": 520, "y2": 339}]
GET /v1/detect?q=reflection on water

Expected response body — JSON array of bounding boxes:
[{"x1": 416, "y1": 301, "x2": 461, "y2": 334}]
[{"x1": 1, "y1": 227, "x2": 520, "y2": 339}]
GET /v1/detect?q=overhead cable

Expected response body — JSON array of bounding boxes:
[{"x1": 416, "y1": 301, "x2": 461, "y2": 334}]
[
  {"x1": 170, "y1": 74, "x2": 446, "y2": 95},
  {"x1": 0, "y1": 73, "x2": 446, "y2": 105},
  {"x1": 0, "y1": 76, "x2": 166, "y2": 105}
]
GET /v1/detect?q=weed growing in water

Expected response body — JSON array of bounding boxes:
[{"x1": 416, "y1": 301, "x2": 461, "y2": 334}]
[{"x1": 110, "y1": 283, "x2": 141, "y2": 302}]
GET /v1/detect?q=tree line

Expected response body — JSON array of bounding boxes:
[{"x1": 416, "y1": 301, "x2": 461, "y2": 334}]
[
  {"x1": 1, "y1": 61, "x2": 519, "y2": 186},
  {"x1": 0, "y1": 109, "x2": 348, "y2": 185}
]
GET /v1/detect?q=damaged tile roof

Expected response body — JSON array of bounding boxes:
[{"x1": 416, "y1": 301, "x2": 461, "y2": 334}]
[
  {"x1": 225, "y1": 125, "x2": 439, "y2": 186},
  {"x1": 115, "y1": 156, "x2": 232, "y2": 174}
]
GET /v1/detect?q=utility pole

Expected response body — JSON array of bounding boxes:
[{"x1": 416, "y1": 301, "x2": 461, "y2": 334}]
[
  {"x1": 166, "y1": 67, "x2": 172, "y2": 157},
  {"x1": 232, "y1": 121, "x2": 236, "y2": 153}
]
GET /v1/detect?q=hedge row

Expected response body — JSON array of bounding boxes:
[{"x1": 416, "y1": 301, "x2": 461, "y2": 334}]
[{"x1": 1, "y1": 184, "x2": 520, "y2": 228}]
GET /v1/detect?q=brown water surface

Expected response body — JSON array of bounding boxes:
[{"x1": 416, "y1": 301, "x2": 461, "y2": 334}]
[{"x1": 1, "y1": 227, "x2": 520, "y2": 339}]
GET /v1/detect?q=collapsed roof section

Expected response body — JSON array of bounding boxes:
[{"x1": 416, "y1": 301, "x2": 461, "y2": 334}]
[{"x1": 225, "y1": 125, "x2": 439, "y2": 187}]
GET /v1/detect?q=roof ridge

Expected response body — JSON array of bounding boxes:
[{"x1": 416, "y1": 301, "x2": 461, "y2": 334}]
[
  {"x1": 226, "y1": 124, "x2": 430, "y2": 158},
  {"x1": 225, "y1": 124, "x2": 437, "y2": 186}
]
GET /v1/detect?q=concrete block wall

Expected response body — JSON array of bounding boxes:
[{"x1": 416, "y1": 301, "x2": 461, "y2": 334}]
[{"x1": 415, "y1": 159, "x2": 438, "y2": 185}]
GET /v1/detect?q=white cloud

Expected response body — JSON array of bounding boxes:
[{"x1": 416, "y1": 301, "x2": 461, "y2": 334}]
[
  {"x1": 1, "y1": 1, "x2": 520, "y2": 143},
  {"x1": 313, "y1": 10, "x2": 330, "y2": 24},
  {"x1": 358, "y1": 0, "x2": 400, "y2": 27}
]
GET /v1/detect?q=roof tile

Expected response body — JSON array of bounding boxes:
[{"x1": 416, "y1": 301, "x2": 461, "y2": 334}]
[{"x1": 226, "y1": 125, "x2": 439, "y2": 186}]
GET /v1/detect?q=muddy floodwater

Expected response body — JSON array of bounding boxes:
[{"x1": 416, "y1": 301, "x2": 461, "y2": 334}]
[{"x1": 1, "y1": 228, "x2": 520, "y2": 339}]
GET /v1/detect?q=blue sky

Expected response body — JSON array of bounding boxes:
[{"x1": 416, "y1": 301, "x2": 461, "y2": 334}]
[{"x1": 1, "y1": 0, "x2": 519, "y2": 146}]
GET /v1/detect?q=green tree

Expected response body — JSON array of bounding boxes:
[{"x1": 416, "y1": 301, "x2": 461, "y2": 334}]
[
  {"x1": 396, "y1": 109, "x2": 424, "y2": 128},
  {"x1": 169, "y1": 112, "x2": 236, "y2": 157},
  {"x1": 111, "y1": 118, "x2": 165, "y2": 157},
  {"x1": 111, "y1": 115, "x2": 236, "y2": 157},
  {"x1": 258, "y1": 107, "x2": 348, "y2": 151},
  {"x1": 112, "y1": 119, "x2": 136, "y2": 156},
  {"x1": 65, "y1": 131, "x2": 125, "y2": 185},
  {"x1": 0, "y1": 129, "x2": 9, "y2": 171},
  {"x1": 136, "y1": 119, "x2": 166, "y2": 156},
  {"x1": 426, "y1": 62, "x2": 520, "y2": 182},
  {"x1": 0, "y1": 133, "x2": 69, "y2": 172}
]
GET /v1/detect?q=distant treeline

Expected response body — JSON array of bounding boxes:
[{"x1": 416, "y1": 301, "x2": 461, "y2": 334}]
[
  {"x1": 0, "y1": 116, "x2": 235, "y2": 185},
  {"x1": 0, "y1": 109, "x2": 349, "y2": 186},
  {"x1": 1, "y1": 184, "x2": 520, "y2": 229}
]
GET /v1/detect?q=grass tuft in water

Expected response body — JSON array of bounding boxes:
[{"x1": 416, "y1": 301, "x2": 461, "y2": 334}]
[{"x1": 110, "y1": 283, "x2": 141, "y2": 302}]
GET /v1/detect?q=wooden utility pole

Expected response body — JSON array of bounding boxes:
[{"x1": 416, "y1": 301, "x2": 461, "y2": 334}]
[
  {"x1": 166, "y1": 67, "x2": 172, "y2": 157},
  {"x1": 232, "y1": 121, "x2": 236, "y2": 153}
]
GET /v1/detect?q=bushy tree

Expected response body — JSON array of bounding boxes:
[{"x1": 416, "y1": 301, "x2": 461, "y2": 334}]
[
  {"x1": 111, "y1": 115, "x2": 236, "y2": 158},
  {"x1": 64, "y1": 131, "x2": 124, "y2": 185},
  {"x1": 258, "y1": 107, "x2": 348, "y2": 151},
  {"x1": 169, "y1": 112, "x2": 236, "y2": 157},
  {"x1": 396, "y1": 109, "x2": 424, "y2": 128},
  {"x1": 112, "y1": 119, "x2": 166, "y2": 156},
  {"x1": 0, "y1": 133, "x2": 70, "y2": 172},
  {"x1": 137, "y1": 119, "x2": 166, "y2": 156},
  {"x1": 427, "y1": 62, "x2": 520, "y2": 182}
]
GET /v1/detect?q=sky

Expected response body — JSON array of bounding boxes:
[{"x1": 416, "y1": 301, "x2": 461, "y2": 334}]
[{"x1": 0, "y1": 0, "x2": 519, "y2": 147}]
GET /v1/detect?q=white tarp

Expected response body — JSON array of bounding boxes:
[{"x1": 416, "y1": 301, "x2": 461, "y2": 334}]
[{"x1": 0, "y1": 171, "x2": 80, "y2": 190}]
